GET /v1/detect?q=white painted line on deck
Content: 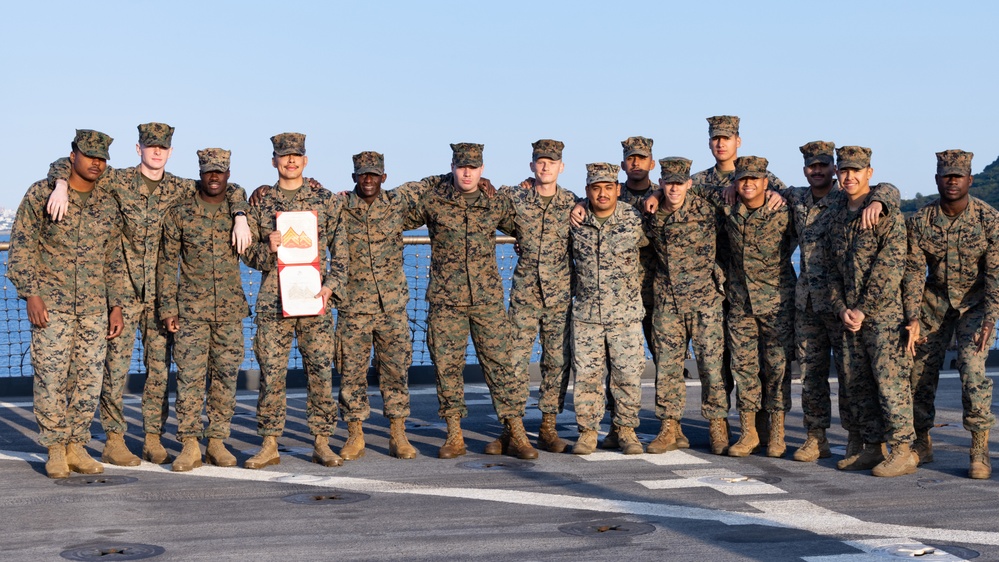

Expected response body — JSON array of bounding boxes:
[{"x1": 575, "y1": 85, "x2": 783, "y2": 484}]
[
  {"x1": 580, "y1": 450, "x2": 711, "y2": 466},
  {"x1": 639, "y1": 468, "x2": 786, "y2": 496}
]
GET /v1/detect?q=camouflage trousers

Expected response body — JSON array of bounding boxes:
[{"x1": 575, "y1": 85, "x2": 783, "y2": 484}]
[
  {"x1": 652, "y1": 304, "x2": 727, "y2": 421},
  {"x1": 99, "y1": 301, "x2": 173, "y2": 436},
  {"x1": 253, "y1": 314, "x2": 337, "y2": 436},
  {"x1": 842, "y1": 319, "x2": 915, "y2": 445},
  {"x1": 427, "y1": 302, "x2": 528, "y2": 420},
  {"x1": 508, "y1": 299, "x2": 571, "y2": 414},
  {"x1": 795, "y1": 302, "x2": 848, "y2": 431},
  {"x1": 32, "y1": 311, "x2": 107, "y2": 447},
  {"x1": 911, "y1": 303, "x2": 995, "y2": 433},
  {"x1": 173, "y1": 320, "x2": 243, "y2": 440},
  {"x1": 573, "y1": 320, "x2": 644, "y2": 431},
  {"x1": 728, "y1": 306, "x2": 794, "y2": 413},
  {"x1": 334, "y1": 309, "x2": 412, "y2": 421},
  {"x1": 605, "y1": 300, "x2": 655, "y2": 414}
]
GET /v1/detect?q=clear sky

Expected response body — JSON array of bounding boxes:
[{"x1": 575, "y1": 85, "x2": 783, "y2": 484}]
[{"x1": 1, "y1": 0, "x2": 997, "y2": 210}]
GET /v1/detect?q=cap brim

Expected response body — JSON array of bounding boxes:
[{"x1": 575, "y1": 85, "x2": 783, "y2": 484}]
[
  {"x1": 803, "y1": 155, "x2": 834, "y2": 166},
  {"x1": 533, "y1": 152, "x2": 562, "y2": 161},
  {"x1": 660, "y1": 173, "x2": 689, "y2": 184},
  {"x1": 354, "y1": 167, "x2": 384, "y2": 175},
  {"x1": 937, "y1": 167, "x2": 970, "y2": 177},
  {"x1": 836, "y1": 160, "x2": 868, "y2": 170},
  {"x1": 274, "y1": 149, "x2": 305, "y2": 156},
  {"x1": 200, "y1": 165, "x2": 228, "y2": 173},
  {"x1": 623, "y1": 150, "x2": 651, "y2": 158},
  {"x1": 453, "y1": 159, "x2": 483, "y2": 168}
]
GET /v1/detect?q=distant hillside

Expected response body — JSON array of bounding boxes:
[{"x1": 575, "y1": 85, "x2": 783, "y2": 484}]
[{"x1": 900, "y1": 155, "x2": 999, "y2": 214}]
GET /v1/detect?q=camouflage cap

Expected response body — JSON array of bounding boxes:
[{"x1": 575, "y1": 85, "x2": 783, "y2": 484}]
[
  {"x1": 585, "y1": 162, "x2": 620, "y2": 185},
  {"x1": 621, "y1": 136, "x2": 654, "y2": 158},
  {"x1": 73, "y1": 129, "x2": 113, "y2": 160},
  {"x1": 936, "y1": 149, "x2": 973, "y2": 176},
  {"x1": 836, "y1": 145, "x2": 872, "y2": 169},
  {"x1": 271, "y1": 132, "x2": 307, "y2": 156},
  {"x1": 451, "y1": 143, "x2": 484, "y2": 167},
  {"x1": 659, "y1": 157, "x2": 692, "y2": 183},
  {"x1": 707, "y1": 115, "x2": 740, "y2": 138},
  {"x1": 733, "y1": 156, "x2": 769, "y2": 181},
  {"x1": 532, "y1": 139, "x2": 564, "y2": 161},
  {"x1": 137, "y1": 122, "x2": 175, "y2": 148},
  {"x1": 799, "y1": 141, "x2": 835, "y2": 166},
  {"x1": 353, "y1": 151, "x2": 385, "y2": 175},
  {"x1": 197, "y1": 148, "x2": 231, "y2": 174}
]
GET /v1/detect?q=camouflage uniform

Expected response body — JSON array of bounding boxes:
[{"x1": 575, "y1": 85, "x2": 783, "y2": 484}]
[
  {"x1": 157, "y1": 149, "x2": 253, "y2": 441},
  {"x1": 403, "y1": 144, "x2": 527, "y2": 421},
  {"x1": 9, "y1": 130, "x2": 128, "y2": 448},
  {"x1": 789, "y1": 141, "x2": 901, "y2": 433},
  {"x1": 645, "y1": 158, "x2": 727, "y2": 422},
  {"x1": 571, "y1": 163, "x2": 649, "y2": 432},
  {"x1": 691, "y1": 141, "x2": 787, "y2": 411},
  {"x1": 826, "y1": 148, "x2": 915, "y2": 446},
  {"x1": 906, "y1": 151, "x2": 999, "y2": 435},
  {"x1": 617, "y1": 136, "x2": 659, "y2": 361},
  {"x1": 47, "y1": 123, "x2": 249, "y2": 437},
  {"x1": 329, "y1": 152, "x2": 430, "y2": 422},
  {"x1": 241, "y1": 133, "x2": 340, "y2": 437},
  {"x1": 694, "y1": 157, "x2": 796, "y2": 416},
  {"x1": 500, "y1": 140, "x2": 577, "y2": 416}
]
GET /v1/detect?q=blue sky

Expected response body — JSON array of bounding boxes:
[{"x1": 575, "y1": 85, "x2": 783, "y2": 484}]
[{"x1": 2, "y1": 0, "x2": 997, "y2": 210}]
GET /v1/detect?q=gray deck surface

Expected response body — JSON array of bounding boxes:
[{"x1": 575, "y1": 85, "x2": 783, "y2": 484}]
[{"x1": 1, "y1": 373, "x2": 996, "y2": 561}]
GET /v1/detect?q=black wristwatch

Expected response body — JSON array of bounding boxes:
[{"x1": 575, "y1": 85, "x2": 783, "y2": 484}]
[{"x1": 233, "y1": 211, "x2": 247, "y2": 217}]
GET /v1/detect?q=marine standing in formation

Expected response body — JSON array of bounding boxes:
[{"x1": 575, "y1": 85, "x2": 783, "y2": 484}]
[
  {"x1": 905, "y1": 149, "x2": 999, "y2": 479},
  {"x1": 9, "y1": 130, "x2": 127, "y2": 478},
  {"x1": 403, "y1": 143, "x2": 535, "y2": 460},
  {"x1": 695, "y1": 156, "x2": 797, "y2": 458},
  {"x1": 643, "y1": 157, "x2": 729, "y2": 454},
  {"x1": 499, "y1": 140, "x2": 578, "y2": 453},
  {"x1": 157, "y1": 148, "x2": 254, "y2": 472},
  {"x1": 329, "y1": 151, "x2": 423, "y2": 460},
  {"x1": 569, "y1": 163, "x2": 649, "y2": 456},
  {"x1": 44, "y1": 123, "x2": 251, "y2": 466},
  {"x1": 826, "y1": 145, "x2": 918, "y2": 477},
  {"x1": 240, "y1": 133, "x2": 342, "y2": 469}
]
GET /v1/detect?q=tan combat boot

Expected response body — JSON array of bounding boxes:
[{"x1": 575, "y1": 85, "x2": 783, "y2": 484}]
[
  {"x1": 753, "y1": 409, "x2": 769, "y2": 453},
  {"x1": 438, "y1": 416, "x2": 466, "y2": 459},
  {"x1": 505, "y1": 417, "x2": 539, "y2": 460},
  {"x1": 45, "y1": 444, "x2": 69, "y2": 479},
  {"x1": 913, "y1": 429, "x2": 933, "y2": 465},
  {"x1": 339, "y1": 421, "x2": 366, "y2": 461},
  {"x1": 484, "y1": 424, "x2": 510, "y2": 455},
  {"x1": 709, "y1": 418, "x2": 730, "y2": 455},
  {"x1": 838, "y1": 441, "x2": 886, "y2": 471},
  {"x1": 728, "y1": 411, "x2": 759, "y2": 457},
  {"x1": 244, "y1": 436, "x2": 280, "y2": 469},
  {"x1": 646, "y1": 419, "x2": 678, "y2": 454},
  {"x1": 171, "y1": 438, "x2": 203, "y2": 472},
  {"x1": 600, "y1": 424, "x2": 620, "y2": 450},
  {"x1": 969, "y1": 429, "x2": 991, "y2": 480},
  {"x1": 66, "y1": 443, "x2": 104, "y2": 474},
  {"x1": 573, "y1": 429, "x2": 598, "y2": 455},
  {"x1": 205, "y1": 438, "x2": 237, "y2": 467},
  {"x1": 793, "y1": 428, "x2": 832, "y2": 462},
  {"x1": 674, "y1": 421, "x2": 690, "y2": 449},
  {"x1": 101, "y1": 432, "x2": 140, "y2": 466},
  {"x1": 313, "y1": 434, "x2": 343, "y2": 467},
  {"x1": 388, "y1": 418, "x2": 417, "y2": 459},
  {"x1": 142, "y1": 433, "x2": 172, "y2": 464},
  {"x1": 872, "y1": 442, "x2": 918, "y2": 477},
  {"x1": 767, "y1": 411, "x2": 786, "y2": 458},
  {"x1": 538, "y1": 412, "x2": 568, "y2": 453},
  {"x1": 617, "y1": 426, "x2": 644, "y2": 455}
]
